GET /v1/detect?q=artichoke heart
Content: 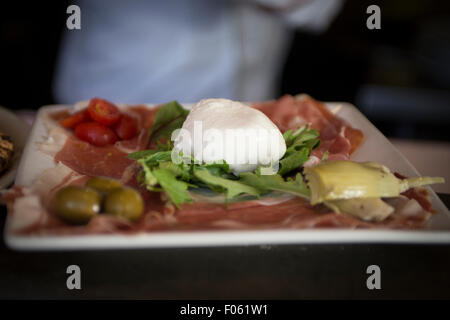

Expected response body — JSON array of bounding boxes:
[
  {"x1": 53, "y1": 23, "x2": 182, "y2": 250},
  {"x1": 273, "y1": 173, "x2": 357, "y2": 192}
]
[
  {"x1": 304, "y1": 160, "x2": 444, "y2": 205},
  {"x1": 325, "y1": 198, "x2": 394, "y2": 221}
]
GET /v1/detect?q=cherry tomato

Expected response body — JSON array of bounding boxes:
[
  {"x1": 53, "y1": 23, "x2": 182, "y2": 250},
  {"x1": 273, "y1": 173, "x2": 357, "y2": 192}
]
[
  {"x1": 60, "y1": 109, "x2": 91, "y2": 129},
  {"x1": 87, "y1": 98, "x2": 121, "y2": 126},
  {"x1": 75, "y1": 122, "x2": 118, "y2": 147},
  {"x1": 113, "y1": 114, "x2": 138, "y2": 140}
]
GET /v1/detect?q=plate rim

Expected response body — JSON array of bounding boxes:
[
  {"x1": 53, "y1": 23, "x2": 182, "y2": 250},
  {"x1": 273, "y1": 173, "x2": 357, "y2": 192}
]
[{"x1": 5, "y1": 229, "x2": 450, "y2": 251}]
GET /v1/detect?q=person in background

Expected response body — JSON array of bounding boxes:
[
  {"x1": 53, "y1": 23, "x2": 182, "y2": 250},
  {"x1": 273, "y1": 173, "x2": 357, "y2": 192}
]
[{"x1": 54, "y1": 0, "x2": 342, "y2": 104}]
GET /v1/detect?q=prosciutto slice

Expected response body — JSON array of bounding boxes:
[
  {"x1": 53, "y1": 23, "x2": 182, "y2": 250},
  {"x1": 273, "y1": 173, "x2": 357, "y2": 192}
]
[
  {"x1": 253, "y1": 94, "x2": 364, "y2": 162},
  {"x1": 51, "y1": 106, "x2": 157, "y2": 181}
]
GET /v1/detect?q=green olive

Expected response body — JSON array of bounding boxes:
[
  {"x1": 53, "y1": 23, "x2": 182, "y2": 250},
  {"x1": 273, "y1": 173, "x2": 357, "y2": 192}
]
[
  {"x1": 52, "y1": 186, "x2": 101, "y2": 224},
  {"x1": 85, "y1": 177, "x2": 123, "y2": 194},
  {"x1": 103, "y1": 187, "x2": 144, "y2": 222}
]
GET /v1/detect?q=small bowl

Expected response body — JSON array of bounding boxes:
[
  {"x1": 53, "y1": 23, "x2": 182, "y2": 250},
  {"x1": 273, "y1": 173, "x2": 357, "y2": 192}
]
[{"x1": 0, "y1": 106, "x2": 31, "y2": 189}]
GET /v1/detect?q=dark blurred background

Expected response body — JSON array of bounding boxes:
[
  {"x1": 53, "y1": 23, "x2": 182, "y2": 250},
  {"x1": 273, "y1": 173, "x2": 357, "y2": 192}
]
[
  {"x1": 282, "y1": 0, "x2": 450, "y2": 142},
  {"x1": 0, "y1": 0, "x2": 449, "y2": 142}
]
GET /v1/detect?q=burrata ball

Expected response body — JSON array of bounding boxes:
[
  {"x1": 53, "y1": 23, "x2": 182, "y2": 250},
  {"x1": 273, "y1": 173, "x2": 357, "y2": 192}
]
[{"x1": 173, "y1": 98, "x2": 286, "y2": 175}]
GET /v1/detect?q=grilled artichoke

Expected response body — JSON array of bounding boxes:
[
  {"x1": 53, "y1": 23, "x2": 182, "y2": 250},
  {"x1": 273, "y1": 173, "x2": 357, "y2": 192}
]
[
  {"x1": 304, "y1": 161, "x2": 444, "y2": 205},
  {"x1": 324, "y1": 198, "x2": 394, "y2": 221}
]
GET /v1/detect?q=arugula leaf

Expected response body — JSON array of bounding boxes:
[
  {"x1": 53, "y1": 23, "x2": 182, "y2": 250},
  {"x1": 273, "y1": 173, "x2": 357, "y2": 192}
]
[
  {"x1": 278, "y1": 147, "x2": 309, "y2": 176},
  {"x1": 157, "y1": 139, "x2": 174, "y2": 150},
  {"x1": 194, "y1": 168, "x2": 260, "y2": 200},
  {"x1": 283, "y1": 126, "x2": 320, "y2": 156},
  {"x1": 151, "y1": 168, "x2": 192, "y2": 206},
  {"x1": 127, "y1": 139, "x2": 173, "y2": 160},
  {"x1": 202, "y1": 162, "x2": 236, "y2": 179},
  {"x1": 143, "y1": 151, "x2": 173, "y2": 164},
  {"x1": 158, "y1": 161, "x2": 191, "y2": 181},
  {"x1": 282, "y1": 129, "x2": 293, "y2": 143},
  {"x1": 180, "y1": 161, "x2": 234, "y2": 193},
  {"x1": 239, "y1": 172, "x2": 310, "y2": 198},
  {"x1": 134, "y1": 151, "x2": 173, "y2": 181},
  {"x1": 286, "y1": 126, "x2": 318, "y2": 142},
  {"x1": 137, "y1": 150, "x2": 172, "y2": 167},
  {"x1": 138, "y1": 159, "x2": 159, "y2": 188},
  {"x1": 278, "y1": 125, "x2": 321, "y2": 176},
  {"x1": 147, "y1": 101, "x2": 189, "y2": 144},
  {"x1": 127, "y1": 149, "x2": 159, "y2": 160}
]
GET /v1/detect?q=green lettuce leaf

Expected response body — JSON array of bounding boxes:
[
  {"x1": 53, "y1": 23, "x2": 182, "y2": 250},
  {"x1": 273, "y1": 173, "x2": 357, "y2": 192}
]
[
  {"x1": 158, "y1": 161, "x2": 191, "y2": 181},
  {"x1": 142, "y1": 151, "x2": 173, "y2": 164},
  {"x1": 194, "y1": 168, "x2": 260, "y2": 200},
  {"x1": 283, "y1": 126, "x2": 320, "y2": 156},
  {"x1": 278, "y1": 147, "x2": 309, "y2": 176},
  {"x1": 138, "y1": 159, "x2": 159, "y2": 188},
  {"x1": 151, "y1": 168, "x2": 192, "y2": 206},
  {"x1": 127, "y1": 149, "x2": 159, "y2": 160},
  {"x1": 202, "y1": 162, "x2": 235, "y2": 179},
  {"x1": 278, "y1": 126, "x2": 320, "y2": 176},
  {"x1": 147, "y1": 101, "x2": 189, "y2": 144},
  {"x1": 239, "y1": 172, "x2": 310, "y2": 198},
  {"x1": 127, "y1": 139, "x2": 173, "y2": 160}
]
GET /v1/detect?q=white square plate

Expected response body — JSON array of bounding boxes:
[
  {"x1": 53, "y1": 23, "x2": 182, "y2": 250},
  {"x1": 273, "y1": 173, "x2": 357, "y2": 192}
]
[{"x1": 4, "y1": 103, "x2": 450, "y2": 250}]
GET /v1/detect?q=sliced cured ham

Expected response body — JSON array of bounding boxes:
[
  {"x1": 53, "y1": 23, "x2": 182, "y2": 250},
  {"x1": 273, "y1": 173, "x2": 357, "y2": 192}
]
[
  {"x1": 52, "y1": 106, "x2": 157, "y2": 181},
  {"x1": 54, "y1": 137, "x2": 134, "y2": 180},
  {"x1": 5, "y1": 188, "x2": 431, "y2": 235},
  {"x1": 253, "y1": 94, "x2": 364, "y2": 161}
]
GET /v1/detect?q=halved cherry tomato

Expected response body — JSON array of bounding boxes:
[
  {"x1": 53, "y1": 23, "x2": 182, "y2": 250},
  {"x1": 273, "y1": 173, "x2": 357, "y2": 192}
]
[
  {"x1": 113, "y1": 114, "x2": 138, "y2": 140},
  {"x1": 60, "y1": 109, "x2": 91, "y2": 129},
  {"x1": 75, "y1": 122, "x2": 118, "y2": 147},
  {"x1": 87, "y1": 98, "x2": 121, "y2": 126}
]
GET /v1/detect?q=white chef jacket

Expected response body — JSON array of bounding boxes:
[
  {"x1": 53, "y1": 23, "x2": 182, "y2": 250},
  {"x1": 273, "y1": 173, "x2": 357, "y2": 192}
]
[{"x1": 54, "y1": 0, "x2": 342, "y2": 104}]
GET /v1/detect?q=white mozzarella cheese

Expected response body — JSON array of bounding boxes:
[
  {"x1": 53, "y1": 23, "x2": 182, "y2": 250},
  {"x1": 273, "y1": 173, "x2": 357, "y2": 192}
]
[{"x1": 174, "y1": 98, "x2": 286, "y2": 175}]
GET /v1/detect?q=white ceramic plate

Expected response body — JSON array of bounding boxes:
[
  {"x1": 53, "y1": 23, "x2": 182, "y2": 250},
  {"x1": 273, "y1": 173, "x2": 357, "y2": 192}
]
[
  {"x1": 4, "y1": 103, "x2": 450, "y2": 250},
  {"x1": 0, "y1": 106, "x2": 30, "y2": 190}
]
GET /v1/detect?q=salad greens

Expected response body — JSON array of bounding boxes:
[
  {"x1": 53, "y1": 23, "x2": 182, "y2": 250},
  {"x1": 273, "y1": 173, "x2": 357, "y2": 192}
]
[
  {"x1": 239, "y1": 171, "x2": 310, "y2": 198},
  {"x1": 147, "y1": 101, "x2": 189, "y2": 144},
  {"x1": 128, "y1": 101, "x2": 320, "y2": 206},
  {"x1": 194, "y1": 169, "x2": 260, "y2": 200},
  {"x1": 279, "y1": 126, "x2": 320, "y2": 176}
]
